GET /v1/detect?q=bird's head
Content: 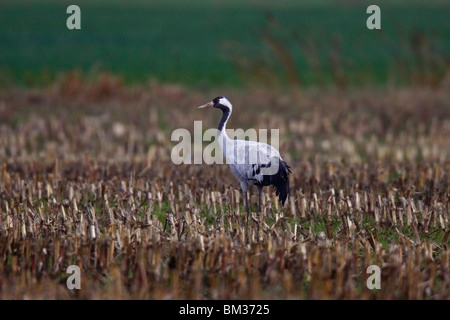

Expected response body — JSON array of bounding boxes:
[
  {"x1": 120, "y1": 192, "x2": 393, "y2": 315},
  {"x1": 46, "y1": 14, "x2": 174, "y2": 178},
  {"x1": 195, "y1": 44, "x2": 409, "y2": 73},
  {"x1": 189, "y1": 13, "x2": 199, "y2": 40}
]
[{"x1": 197, "y1": 96, "x2": 232, "y2": 113}]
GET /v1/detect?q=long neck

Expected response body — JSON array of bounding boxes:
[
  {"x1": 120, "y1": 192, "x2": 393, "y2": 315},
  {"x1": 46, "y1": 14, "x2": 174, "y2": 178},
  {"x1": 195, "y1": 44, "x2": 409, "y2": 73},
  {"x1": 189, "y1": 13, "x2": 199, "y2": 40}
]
[
  {"x1": 217, "y1": 107, "x2": 232, "y2": 159},
  {"x1": 217, "y1": 107, "x2": 231, "y2": 132}
]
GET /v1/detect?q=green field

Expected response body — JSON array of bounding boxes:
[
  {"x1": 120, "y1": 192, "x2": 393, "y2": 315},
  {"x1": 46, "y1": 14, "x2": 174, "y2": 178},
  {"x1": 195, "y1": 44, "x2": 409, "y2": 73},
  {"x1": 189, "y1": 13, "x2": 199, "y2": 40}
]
[{"x1": 0, "y1": 0, "x2": 449, "y2": 88}]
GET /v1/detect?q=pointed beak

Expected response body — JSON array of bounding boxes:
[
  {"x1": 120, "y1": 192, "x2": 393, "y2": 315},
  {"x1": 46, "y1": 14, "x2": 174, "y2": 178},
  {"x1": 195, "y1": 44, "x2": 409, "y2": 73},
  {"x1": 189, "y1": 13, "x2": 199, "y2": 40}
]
[{"x1": 197, "y1": 101, "x2": 213, "y2": 109}]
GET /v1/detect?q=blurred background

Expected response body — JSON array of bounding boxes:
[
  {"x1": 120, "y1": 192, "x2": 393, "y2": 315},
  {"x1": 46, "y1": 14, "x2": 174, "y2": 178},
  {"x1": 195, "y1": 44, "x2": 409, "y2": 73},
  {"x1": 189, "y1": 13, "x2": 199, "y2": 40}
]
[
  {"x1": 0, "y1": 0, "x2": 449, "y2": 179},
  {"x1": 0, "y1": 0, "x2": 449, "y2": 89}
]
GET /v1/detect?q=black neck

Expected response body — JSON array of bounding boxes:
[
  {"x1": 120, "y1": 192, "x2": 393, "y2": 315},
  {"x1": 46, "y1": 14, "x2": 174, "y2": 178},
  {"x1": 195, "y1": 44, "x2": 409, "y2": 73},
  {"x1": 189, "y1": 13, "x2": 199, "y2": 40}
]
[{"x1": 217, "y1": 107, "x2": 231, "y2": 131}]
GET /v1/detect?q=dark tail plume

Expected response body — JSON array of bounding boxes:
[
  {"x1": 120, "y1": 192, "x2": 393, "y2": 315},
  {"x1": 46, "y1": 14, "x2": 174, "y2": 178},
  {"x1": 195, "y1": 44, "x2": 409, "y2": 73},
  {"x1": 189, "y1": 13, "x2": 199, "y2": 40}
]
[{"x1": 272, "y1": 159, "x2": 291, "y2": 205}]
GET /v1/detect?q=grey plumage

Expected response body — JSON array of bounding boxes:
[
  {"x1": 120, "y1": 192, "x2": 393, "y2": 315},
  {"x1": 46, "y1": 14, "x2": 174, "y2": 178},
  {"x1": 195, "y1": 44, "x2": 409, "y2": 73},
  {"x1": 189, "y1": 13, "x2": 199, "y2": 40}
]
[{"x1": 197, "y1": 96, "x2": 291, "y2": 216}]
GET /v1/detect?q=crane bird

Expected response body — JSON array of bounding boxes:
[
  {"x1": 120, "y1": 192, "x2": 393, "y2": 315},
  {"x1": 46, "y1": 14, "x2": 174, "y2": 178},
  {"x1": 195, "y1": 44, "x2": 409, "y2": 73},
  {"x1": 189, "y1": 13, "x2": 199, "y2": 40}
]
[{"x1": 197, "y1": 96, "x2": 291, "y2": 218}]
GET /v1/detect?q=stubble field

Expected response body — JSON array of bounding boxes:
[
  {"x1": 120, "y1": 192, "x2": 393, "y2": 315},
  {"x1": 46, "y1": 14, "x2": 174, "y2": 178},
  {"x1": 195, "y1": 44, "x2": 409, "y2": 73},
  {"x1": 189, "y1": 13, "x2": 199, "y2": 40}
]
[{"x1": 0, "y1": 77, "x2": 449, "y2": 299}]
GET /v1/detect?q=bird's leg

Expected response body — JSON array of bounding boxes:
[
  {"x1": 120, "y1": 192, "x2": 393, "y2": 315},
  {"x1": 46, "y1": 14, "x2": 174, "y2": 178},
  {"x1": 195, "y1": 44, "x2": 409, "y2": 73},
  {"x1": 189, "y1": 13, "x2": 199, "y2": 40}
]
[
  {"x1": 244, "y1": 189, "x2": 250, "y2": 233},
  {"x1": 244, "y1": 190, "x2": 250, "y2": 243},
  {"x1": 256, "y1": 185, "x2": 263, "y2": 242},
  {"x1": 240, "y1": 183, "x2": 250, "y2": 243},
  {"x1": 257, "y1": 185, "x2": 263, "y2": 215},
  {"x1": 244, "y1": 190, "x2": 249, "y2": 216},
  {"x1": 241, "y1": 183, "x2": 249, "y2": 217}
]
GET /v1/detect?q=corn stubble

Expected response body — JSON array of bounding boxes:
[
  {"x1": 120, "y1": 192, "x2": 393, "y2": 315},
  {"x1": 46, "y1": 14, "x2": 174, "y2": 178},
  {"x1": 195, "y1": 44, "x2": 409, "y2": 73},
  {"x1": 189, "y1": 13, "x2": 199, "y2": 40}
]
[{"x1": 0, "y1": 80, "x2": 449, "y2": 299}]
